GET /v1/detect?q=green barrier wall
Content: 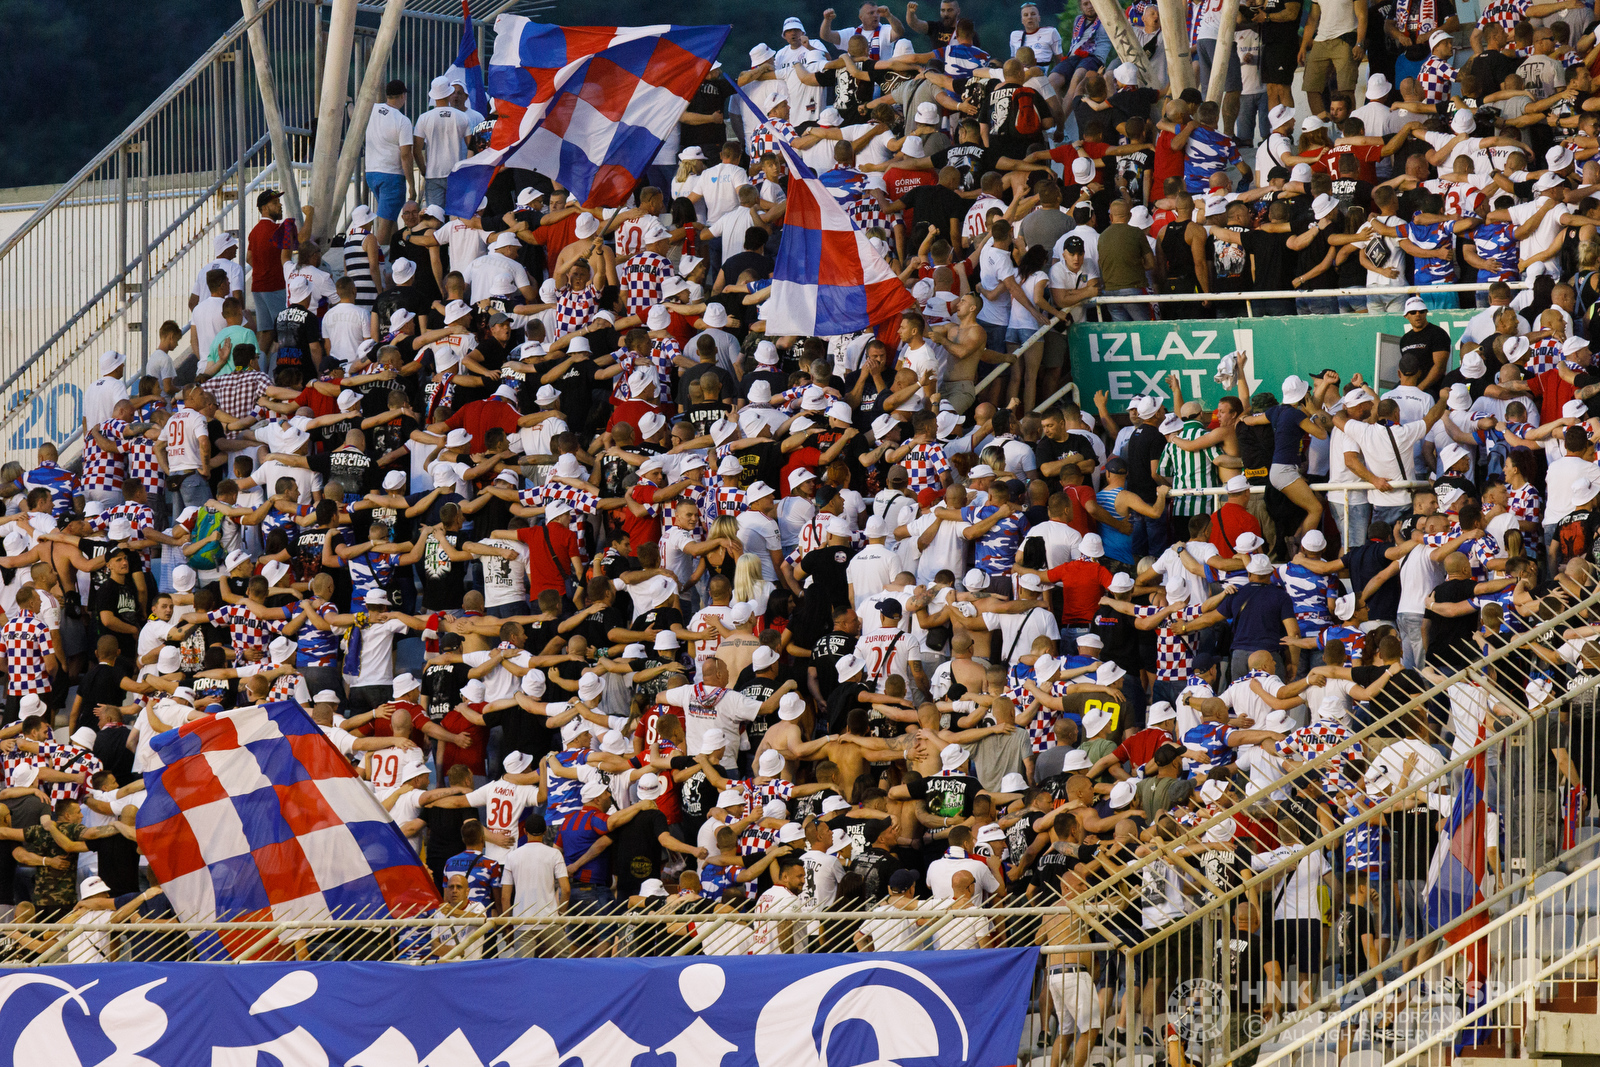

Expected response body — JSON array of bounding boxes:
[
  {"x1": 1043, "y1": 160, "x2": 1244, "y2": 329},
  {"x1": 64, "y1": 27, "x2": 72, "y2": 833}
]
[{"x1": 1065, "y1": 309, "x2": 1482, "y2": 410}]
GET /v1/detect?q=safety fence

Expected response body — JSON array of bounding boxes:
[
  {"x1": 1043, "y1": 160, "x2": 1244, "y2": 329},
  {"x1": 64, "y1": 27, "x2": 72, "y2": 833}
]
[
  {"x1": 1046, "y1": 562, "x2": 1600, "y2": 1064},
  {"x1": 0, "y1": 0, "x2": 548, "y2": 468}
]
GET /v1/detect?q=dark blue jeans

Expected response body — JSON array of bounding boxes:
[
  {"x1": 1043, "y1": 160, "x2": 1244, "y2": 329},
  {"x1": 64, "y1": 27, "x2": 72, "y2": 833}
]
[{"x1": 1130, "y1": 513, "x2": 1170, "y2": 560}]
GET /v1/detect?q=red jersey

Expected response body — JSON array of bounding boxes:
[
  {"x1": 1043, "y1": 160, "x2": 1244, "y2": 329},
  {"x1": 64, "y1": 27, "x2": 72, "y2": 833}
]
[
  {"x1": 1153, "y1": 129, "x2": 1185, "y2": 196},
  {"x1": 620, "y1": 482, "x2": 664, "y2": 549},
  {"x1": 1533, "y1": 368, "x2": 1576, "y2": 426},
  {"x1": 884, "y1": 166, "x2": 936, "y2": 227},
  {"x1": 438, "y1": 706, "x2": 488, "y2": 778},
  {"x1": 1113, "y1": 727, "x2": 1172, "y2": 768},
  {"x1": 779, "y1": 447, "x2": 821, "y2": 497},
  {"x1": 294, "y1": 374, "x2": 344, "y2": 419},
  {"x1": 516, "y1": 523, "x2": 580, "y2": 598},
  {"x1": 532, "y1": 214, "x2": 580, "y2": 261},
  {"x1": 1064, "y1": 484, "x2": 1096, "y2": 535},
  {"x1": 607, "y1": 397, "x2": 665, "y2": 436},
  {"x1": 248, "y1": 218, "x2": 298, "y2": 293},
  {"x1": 446, "y1": 396, "x2": 522, "y2": 452},
  {"x1": 1325, "y1": 143, "x2": 1381, "y2": 183},
  {"x1": 1046, "y1": 559, "x2": 1113, "y2": 626},
  {"x1": 357, "y1": 698, "x2": 426, "y2": 737},
  {"x1": 1209, "y1": 501, "x2": 1262, "y2": 555}
]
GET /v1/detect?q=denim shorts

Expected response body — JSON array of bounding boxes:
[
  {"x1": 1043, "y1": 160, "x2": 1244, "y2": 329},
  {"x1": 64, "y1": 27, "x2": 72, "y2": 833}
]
[
  {"x1": 253, "y1": 287, "x2": 288, "y2": 327},
  {"x1": 365, "y1": 171, "x2": 406, "y2": 220},
  {"x1": 983, "y1": 323, "x2": 1009, "y2": 351},
  {"x1": 1005, "y1": 325, "x2": 1037, "y2": 345}
]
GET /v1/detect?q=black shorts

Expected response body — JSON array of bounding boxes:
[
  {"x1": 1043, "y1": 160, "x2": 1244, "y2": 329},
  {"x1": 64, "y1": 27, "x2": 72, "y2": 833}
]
[
  {"x1": 1269, "y1": 917, "x2": 1324, "y2": 970},
  {"x1": 1261, "y1": 41, "x2": 1298, "y2": 86}
]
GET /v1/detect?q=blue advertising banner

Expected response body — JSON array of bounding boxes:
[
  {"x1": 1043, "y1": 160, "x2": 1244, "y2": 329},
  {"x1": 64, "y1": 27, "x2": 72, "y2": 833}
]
[{"x1": 0, "y1": 949, "x2": 1037, "y2": 1066}]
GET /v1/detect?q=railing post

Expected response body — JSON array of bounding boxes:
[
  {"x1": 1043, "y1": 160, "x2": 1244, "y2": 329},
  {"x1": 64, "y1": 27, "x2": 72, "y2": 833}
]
[
  {"x1": 117, "y1": 144, "x2": 128, "y2": 301},
  {"x1": 139, "y1": 139, "x2": 151, "y2": 370},
  {"x1": 213, "y1": 55, "x2": 226, "y2": 193},
  {"x1": 235, "y1": 49, "x2": 248, "y2": 254}
]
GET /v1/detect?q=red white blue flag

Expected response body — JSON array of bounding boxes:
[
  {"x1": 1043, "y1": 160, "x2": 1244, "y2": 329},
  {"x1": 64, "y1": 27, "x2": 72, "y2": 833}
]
[
  {"x1": 729, "y1": 81, "x2": 913, "y2": 338},
  {"x1": 445, "y1": 17, "x2": 729, "y2": 216},
  {"x1": 1426, "y1": 715, "x2": 1491, "y2": 1047},
  {"x1": 445, "y1": 0, "x2": 490, "y2": 119},
  {"x1": 135, "y1": 701, "x2": 439, "y2": 960}
]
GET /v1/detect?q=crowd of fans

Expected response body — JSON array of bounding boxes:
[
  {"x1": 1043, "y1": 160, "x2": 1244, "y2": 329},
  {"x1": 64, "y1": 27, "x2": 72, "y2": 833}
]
[{"x1": 10, "y1": 3, "x2": 1600, "y2": 1062}]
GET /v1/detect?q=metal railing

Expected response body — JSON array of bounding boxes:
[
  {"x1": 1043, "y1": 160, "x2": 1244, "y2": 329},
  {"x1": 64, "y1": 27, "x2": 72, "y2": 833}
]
[
  {"x1": 1081, "y1": 279, "x2": 1518, "y2": 306},
  {"x1": 0, "y1": 0, "x2": 546, "y2": 468},
  {"x1": 1060, "y1": 571, "x2": 1600, "y2": 1065}
]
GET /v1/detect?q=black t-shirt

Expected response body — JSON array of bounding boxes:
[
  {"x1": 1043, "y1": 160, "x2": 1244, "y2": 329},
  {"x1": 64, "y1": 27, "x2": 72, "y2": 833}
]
[
  {"x1": 719, "y1": 250, "x2": 774, "y2": 287},
  {"x1": 810, "y1": 629, "x2": 857, "y2": 697},
  {"x1": 685, "y1": 399, "x2": 732, "y2": 439},
  {"x1": 1388, "y1": 806, "x2": 1441, "y2": 879},
  {"x1": 77, "y1": 659, "x2": 136, "y2": 736},
  {"x1": 274, "y1": 305, "x2": 320, "y2": 353},
  {"x1": 88, "y1": 833, "x2": 141, "y2": 897},
  {"x1": 1333, "y1": 902, "x2": 1379, "y2": 975},
  {"x1": 800, "y1": 545, "x2": 857, "y2": 611},
  {"x1": 91, "y1": 578, "x2": 141, "y2": 658},
  {"x1": 733, "y1": 438, "x2": 785, "y2": 490},
  {"x1": 680, "y1": 77, "x2": 733, "y2": 152},
  {"x1": 93, "y1": 725, "x2": 136, "y2": 785},
  {"x1": 1345, "y1": 539, "x2": 1401, "y2": 622},
  {"x1": 844, "y1": 368, "x2": 893, "y2": 428},
  {"x1": 1426, "y1": 577, "x2": 1480, "y2": 668},
  {"x1": 1468, "y1": 50, "x2": 1520, "y2": 96},
  {"x1": 943, "y1": 143, "x2": 986, "y2": 191},
  {"x1": 902, "y1": 184, "x2": 969, "y2": 243},
  {"x1": 1350, "y1": 665, "x2": 1431, "y2": 737},
  {"x1": 983, "y1": 83, "x2": 1049, "y2": 160},
  {"x1": 1031, "y1": 843, "x2": 1076, "y2": 897},
  {"x1": 421, "y1": 804, "x2": 474, "y2": 879},
  {"x1": 1123, "y1": 424, "x2": 1164, "y2": 503},
  {"x1": 310, "y1": 447, "x2": 377, "y2": 499},
  {"x1": 417, "y1": 530, "x2": 464, "y2": 611},
  {"x1": 825, "y1": 679, "x2": 872, "y2": 735},
  {"x1": 848, "y1": 846, "x2": 902, "y2": 898},
  {"x1": 735, "y1": 668, "x2": 782, "y2": 754},
  {"x1": 1399, "y1": 325, "x2": 1452, "y2": 380},
  {"x1": 833, "y1": 814, "x2": 893, "y2": 856},
  {"x1": 1072, "y1": 101, "x2": 1127, "y2": 143},
  {"x1": 672, "y1": 756, "x2": 718, "y2": 842},
  {"x1": 611, "y1": 805, "x2": 669, "y2": 897},
  {"x1": 1243, "y1": 227, "x2": 1294, "y2": 290},
  {"x1": 536, "y1": 352, "x2": 598, "y2": 432},
  {"x1": 422, "y1": 659, "x2": 471, "y2": 723},
  {"x1": 908, "y1": 773, "x2": 982, "y2": 818}
]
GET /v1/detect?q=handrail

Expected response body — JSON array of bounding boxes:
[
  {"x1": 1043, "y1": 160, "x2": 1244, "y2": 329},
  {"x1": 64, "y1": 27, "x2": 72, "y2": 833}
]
[
  {"x1": 1066, "y1": 577, "x2": 1600, "y2": 937},
  {"x1": 1083, "y1": 280, "x2": 1524, "y2": 305}
]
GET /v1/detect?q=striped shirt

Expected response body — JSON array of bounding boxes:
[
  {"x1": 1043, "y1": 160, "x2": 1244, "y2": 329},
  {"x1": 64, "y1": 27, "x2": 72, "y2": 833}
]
[{"x1": 1159, "y1": 420, "x2": 1218, "y2": 516}]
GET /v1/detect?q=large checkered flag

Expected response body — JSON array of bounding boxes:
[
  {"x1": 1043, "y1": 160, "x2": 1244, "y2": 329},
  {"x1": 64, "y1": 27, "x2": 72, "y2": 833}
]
[
  {"x1": 135, "y1": 701, "x2": 439, "y2": 960},
  {"x1": 444, "y1": 17, "x2": 730, "y2": 216}
]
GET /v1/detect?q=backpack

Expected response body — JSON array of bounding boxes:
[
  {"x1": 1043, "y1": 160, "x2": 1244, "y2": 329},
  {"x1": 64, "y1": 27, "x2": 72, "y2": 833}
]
[
  {"x1": 189, "y1": 506, "x2": 225, "y2": 570},
  {"x1": 1013, "y1": 87, "x2": 1043, "y2": 137}
]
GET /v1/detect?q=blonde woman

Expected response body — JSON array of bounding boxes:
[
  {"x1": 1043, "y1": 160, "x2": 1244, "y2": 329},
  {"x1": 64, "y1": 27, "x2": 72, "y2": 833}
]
[
  {"x1": 673, "y1": 148, "x2": 708, "y2": 224},
  {"x1": 733, "y1": 551, "x2": 775, "y2": 629},
  {"x1": 698, "y1": 515, "x2": 744, "y2": 586}
]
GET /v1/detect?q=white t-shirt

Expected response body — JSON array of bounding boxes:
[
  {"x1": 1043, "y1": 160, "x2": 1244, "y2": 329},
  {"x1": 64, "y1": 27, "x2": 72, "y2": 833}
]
[
  {"x1": 352, "y1": 617, "x2": 409, "y2": 687},
  {"x1": 978, "y1": 244, "x2": 1018, "y2": 326},
  {"x1": 1010, "y1": 26, "x2": 1064, "y2": 63},
  {"x1": 503, "y1": 841, "x2": 570, "y2": 918},
  {"x1": 466, "y1": 778, "x2": 542, "y2": 860},
  {"x1": 1344, "y1": 418, "x2": 1429, "y2": 508},
  {"x1": 1022, "y1": 519, "x2": 1083, "y2": 569},
  {"x1": 321, "y1": 302, "x2": 369, "y2": 367},
  {"x1": 191, "y1": 297, "x2": 229, "y2": 359},
  {"x1": 365, "y1": 745, "x2": 410, "y2": 792},
  {"x1": 466, "y1": 252, "x2": 532, "y2": 303},
  {"x1": 749, "y1": 884, "x2": 802, "y2": 953},
  {"x1": 1398, "y1": 536, "x2": 1447, "y2": 615},
  {"x1": 1547, "y1": 454, "x2": 1600, "y2": 523},
  {"x1": 479, "y1": 538, "x2": 530, "y2": 608},
  {"x1": 661, "y1": 526, "x2": 700, "y2": 591},
  {"x1": 463, "y1": 646, "x2": 531, "y2": 703},
  {"x1": 658, "y1": 682, "x2": 763, "y2": 768},
  {"x1": 846, "y1": 544, "x2": 901, "y2": 607},
  {"x1": 434, "y1": 219, "x2": 488, "y2": 271},
  {"x1": 1508, "y1": 195, "x2": 1567, "y2": 266},
  {"x1": 163, "y1": 407, "x2": 210, "y2": 474},
  {"x1": 926, "y1": 848, "x2": 1002, "y2": 902},
  {"x1": 855, "y1": 625, "x2": 924, "y2": 693},
  {"x1": 414, "y1": 106, "x2": 474, "y2": 179},
  {"x1": 908, "y1": 511, "x2": 970, "y2": 583},
  {"x1": 1219, "y1": 672, "x2": 1283, "y2": 727},
  {"x1": 1251, "y1": 844, "x2": 1330, "y2": 920},
  {"x1": 983, "y1": 606, "x2": 1061, "y2": 665},
  {"x1": 365, "y1": 103, "x2": 416, "y2": 175},
  {"x1": 737, "y1": 511, "x2": 782, "y2": 581},
  {"x1": 698, "y1": 163, "x2": 748, "y2": 224},
  {"x1": 254, "y1": 460, "x2": 322, "y2": 506},
  {"x1": 190, "y1": 257, "x2": 245, "y2": 299},
  {"x1": 1008, "y1": 271, "x2": 1049, "y2": 331}
]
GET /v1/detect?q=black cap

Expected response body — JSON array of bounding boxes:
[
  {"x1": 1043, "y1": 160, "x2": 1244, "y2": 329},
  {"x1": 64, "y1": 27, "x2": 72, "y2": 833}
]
[
  {"x1": 1105, "y1": 456, "x2": 1129, "y2": 475},
  {"x1": 1193, "y1": 652, "x2": 1220, "y2": 673},
  {"x1": 256, "y1": 188, "x2": 283, "y2": 210},
  {"x1": 889, "y1": 869, "x2": 918, "y2": 890},
  {"x1": 1063, "y1": 235, "x2": 1085, "y2": 254},
  {"x1": 877, "y1": 598, "x2": 904, "y2": 617},
  {"x1": 814, "y1": 485, "x2": 838, "y2": 507}
]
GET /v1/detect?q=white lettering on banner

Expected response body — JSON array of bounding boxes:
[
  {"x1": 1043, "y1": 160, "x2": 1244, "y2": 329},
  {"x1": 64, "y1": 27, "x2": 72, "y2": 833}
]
[
  {"x1": 0, "y1": 961, "x2": 975, "y2": 1067},
  {"x1": 1130, "y1": 334, "x2": 1151, "y2": 360},
  {"x1": 1109, "y1": 371, "x2": 1134, "y2": 396},
  {"x1": 1090, "y1": 333, "x2": 1127, "y2": 362},
  {"x1": 1189, "y1": 331, "x2": 1216, "y2": 360},
  {"x1": 7, "y1": 384, "x2": 83, "y2": 453},
  {"x1": 1156, "y1": 333, "x2": 1191, "y2": 361}
]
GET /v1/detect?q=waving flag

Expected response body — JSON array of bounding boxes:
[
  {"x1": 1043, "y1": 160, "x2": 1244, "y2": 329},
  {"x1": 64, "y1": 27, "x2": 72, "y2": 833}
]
[
  {"x1": 136, "y1": 700, "x2": 439, "y2": 960},
  {"x1": 445, "y1": 0, "x2": 491, "y2": 119},
  {"x1": 445, "y1": 17, "x2": 729, "y2": 217},
  {"x1": 728, "y1": 81, "x2": 913, "y2": 338},
  {"x1": 1425, "y1": 714, "x2": 1491, "y2": 1049}
]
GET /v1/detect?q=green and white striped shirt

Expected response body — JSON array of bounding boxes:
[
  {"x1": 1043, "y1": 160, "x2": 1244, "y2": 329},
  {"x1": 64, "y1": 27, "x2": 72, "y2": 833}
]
[{"x1": 1160, "y1": 420, "x2": 1219, "y2": 516}]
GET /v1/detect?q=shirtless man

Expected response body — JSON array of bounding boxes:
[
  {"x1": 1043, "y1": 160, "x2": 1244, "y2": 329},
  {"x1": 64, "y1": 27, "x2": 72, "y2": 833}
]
[
  {"x1": 946, "y1": 629, "x2": 988, "y2": 695},
  {"x1": 754, "y1": 692, "x2": 840, "y2": 780},
  {"x1": 801, "y1": 708, "x2": 911, "y2": 802},
  {"x1": 709, "y1": 602, "x2": 764, "y2": 680},
  {"x1": 1037, "y1": 870, "x2": 1103, "y2": 1067},
  {"x1": 929, "y1": 292, "x2": 1014, "y2": 415},
  {"x1": 1156, "y1": 369, "x2": 1246, "y2": 474}
]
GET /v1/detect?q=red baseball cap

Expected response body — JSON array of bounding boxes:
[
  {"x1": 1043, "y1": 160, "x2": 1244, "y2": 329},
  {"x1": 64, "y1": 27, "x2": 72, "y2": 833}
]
[{"x1": 917, "y1": 487, "x2": 942, "y2": 508}]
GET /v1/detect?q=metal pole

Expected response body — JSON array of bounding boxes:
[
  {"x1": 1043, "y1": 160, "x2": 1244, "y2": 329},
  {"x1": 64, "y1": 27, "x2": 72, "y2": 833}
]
[
  {"x1": 140, "y1": 139, "x2": 151, "y2": 369},
  {"x1": 235, "y1": 49, "x2": 248, "y2": 255},
  {"x1": 309, "y1": 0, "x2": 359, "y2": 237},
  {"x1": 214, "y1": 56, "x2": 227, "y2": 192},
  {"x1": 1206, "y1": 0, "x2": 1241, "y2": 104},
  {"x1": 241, "y1": 0, "x2": 304, "y2": 224},
  {"x1": 327, "y1": 0, "x2": 410, "y2": 242},
  {"x1": 117, "y1": 145, "x2": 128, "y2": 295}
]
